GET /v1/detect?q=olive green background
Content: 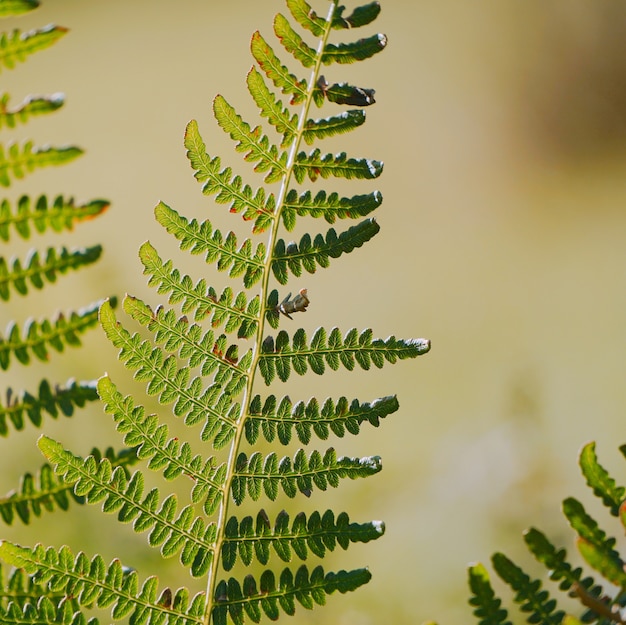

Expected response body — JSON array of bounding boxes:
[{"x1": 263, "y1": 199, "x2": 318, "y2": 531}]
[{"x1": 2, "y1": 2, "x2": 626, "y2": 624}]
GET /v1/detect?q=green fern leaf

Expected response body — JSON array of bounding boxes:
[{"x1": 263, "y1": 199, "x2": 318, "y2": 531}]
[
  {"x1": 214, "y1": 95, "x2": 287, "y2": 184},
  {"x1": 250, "y1": 30, "x2": 308, "y2": 105},
  {"x1": 0, "y1": 25, "x2": 67, "y2": 72},
  {"x1": 285, "y1": 0, "x2": 326, "y2": 37},
  {"x1": 322, "y1": 33, "x2": 388, "y2": 65},
  {"x1": 302, "y1": 110, "x2": 366, "y2": 145},
  {"x1": 100, "y1": 300, "x2": 242, "y2": 442},
  {"x1": 332, "y1": 2, "x2": 382, "y2": 29},
  {"x1": 0, "y1": 542, "x2": 205, "y2": 623},
  {"x1": 274, "y1": 13, "x2": 317, "y2": 68},
  {"x1": 38, "y1": 436, "x2": 217, "y2": 577},
  {"x1": 140, "y1": 241, "x2": 259, "y2": 337},
  {"x1": 1, "y1": 600, "x2": 96, "y2": 625},
  {"x1": 184, "y1": 119, "x2": 275, "y2": 231},
  {"x1": 293, "y1": 148, "x2": 383, "y2": 183},
  {"x1": 579, "y1": 442, "x2": 625, "y2": 516},
  {"x1": 0, "y1": 141, "x2": 82, "y2": 187},
  {"x1": 523, "y1": 528, "x2": 605, "y2": 600},
  {"x1": 154, "y1": 201, "x2": 266, "y2": 286},
  {"x1": 0, "y1": 93, "x2": 64, "y2": 129},
  {"x1": 222, "y1": 509, "x2": 383, "y2": 571},
  {"x1": 467, "y1": 563, "x2": 512, "y2": 625},
  {"x1": 281, "y1": 189, "x2": 382, "y2": 230},
  {"x1": 272, "y1": 218, "x2": 380, "y2": 284},
  {"x1": 245, "y1": 394, "x2": 399, "y2": 445},
  {"x1": 0, "y1": 195, "x2": 109, "y2": 241},
  {"x1": 97, "y1": 375, "x2": 227, "y2": 515},
  {"x1": 0, "y1": 300, "x2": 108, "y2": 370},
  {"x1": 0, "y1": 565, "x2": 73, "y2": 612},
  {"x1": 246, "y1": 66, "x2": 298, "y2": 148},
  {"x1": 491, "y1": 553, "x2": 564, "y2": 625},
  {"x1": 562, "y1": 497, "x2": 626, "y2": 587},
  {"x1": 0, "y1": 447, "x2": 137, "y2": 526},
  {"x1": 231, "y1": 449, "x2": 381, "y2": 504},
  {"x1": 212, "y1": 565, "x2": 371, "y2": 625},
  {"x1": 0, "y1": 379, "x2": 98, "y2": 435},
  {"x1": 0, "y1": 245, "x2": 102, "y2": 300},
  {"x1": 0, "y1": 1, "x2": 40, "y2": 18},
  {"x1": 122, "y1": 295, "x2": 251, "y2": 397},
  {"x1": 259, "y1": 327, "x2": 430, "y2": 383}
]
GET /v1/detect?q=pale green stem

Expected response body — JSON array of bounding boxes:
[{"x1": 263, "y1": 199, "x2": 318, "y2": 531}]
[{"x1": 201, "y1": 3, "x2": 339, "y2": 624}]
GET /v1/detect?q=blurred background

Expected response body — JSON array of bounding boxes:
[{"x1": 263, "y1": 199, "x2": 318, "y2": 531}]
[{"x1": 1, "y1": 1, "x2": 626, "y2": 623}]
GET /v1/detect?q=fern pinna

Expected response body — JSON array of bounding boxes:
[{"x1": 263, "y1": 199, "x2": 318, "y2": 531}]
[
  {"x1": 0, "y1": 0, "x2": 115, "y2": 539},
  {"x1": 0, "y1": 2, "x2": 430, "y2": 624},
  {"x1": 467, "y1": 442, "x2": 626, "y2": 625}
]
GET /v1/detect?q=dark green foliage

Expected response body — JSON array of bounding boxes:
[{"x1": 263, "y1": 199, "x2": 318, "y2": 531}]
[
  {"x1": 0, "y1": 2, "x2": 431, "y2": 624},
  {"x1": 245, "y1": 393, "x2": 399, "y2": 445},
  {"x1": 579, "y1": 441, "x2": 625, "y2": 516},
  {"x1": 468, "y1": 442, "x2": 626, "y2": 625},
  {"x1": 271, "y1": 218, "x2": 380, "y2": 283},
  {"x1": 468, "y1": 563, "x2": 512, "y2": 625},
  {"x1": 221, "y1": 509, "x2": 384, "y2": 571}
]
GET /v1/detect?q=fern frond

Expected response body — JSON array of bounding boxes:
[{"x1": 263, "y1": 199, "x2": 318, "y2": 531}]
[
  {"x1": 154, "y1": 201, "x2": 266, "y2": 286},
  {"x1": 0, "y1": 141, "x2": 82, "y2": 187},
  {"x1": 467, "y1": 563, "x2": 512, "y2": 625},
  {"x1": 579, "y1": 442, "x2": 625, "y2": 516},
  {"x1": 0, "y1": 378, "x2": 98, "y2": 435},
  {"x1": 293, "y1": 148, "x2": 383, "y2": 183},
  {"x1": 38, "y1": 436, "x2": 217, "y2": 577},
  {"x1": 331, "y1": 2, "x2": 382, "y2": 30},
  {"x1": 97, "y1": 375, "x2": 227, "y2": 515},
  {"x1": 214, "y1": 95, "x2": 287, "y2": 184},
  {"x1": 0, "y1": 93, "x2": 64, "y2": 129},
  {"x1": 562, "y1": 497, "x2": 626, "y2": 587},
  {"x1": 250, "y1": 31, "x2": 308, "y2": 105},
  {"x1": 185, "y1": 120, "x2": 275, "y2": 232},
  {"x1": 321, "y1": 33, "x2": 387, "y2": 65},
  {"x1": 302, "y1": 110, "x2": 366, "y2": 144},
  {"x1": 0, "y1": 299, "x2": 108, "y2": 370},
  {"x1": 231, "y1": 448, "x2": 381, "y2": 504},
  {"x1": 212, "y1": 565, "x2": 371, "y2": 625},
  {"x1": 0, "y1": 245, "x2": 102, "y2": 300},
  {"x1": 0, "y1": 542, "x2": 205, "y2": 624},
  {"x1": 0, "y1": 566, "x2": 90, "y2": 625},
  {"x1": 1, "y1": 599, "x2": 96, "y2": 625},
  {"x1": 122, "y1": 295, "x2": 252, "y2": 397},
  {"x1": 274, "y1": 13, "x2": 317, "y2": 68},
  {"x1": 0, "y1": 565, "x2": 69, "y2": 609},
  {"x1": 523, "y1": 528, "x2": 606, "y2": 601},
  {"x1": 0, "y1": 446, "x2": 137, "y2": 526},
  {"x1": 0, "y1": 195, "x2": 109, "y2": 241},
  {"x1": 0, "y1": 1, "x2": 40, "y2": 18},
  {"x1": 245, "y1": 394, "x2": 399, "y2": 445},
  {"x1": 221, "y1": 509, "x2": 384, "y2": 571},
  {"x1": 99, "y1": 300, "x2": 241, "y2": 441},
  {"x1": 0, "y1": 24, "x2": 67, "y2": 72},
  {"x1": 319, "y1": 80, "x2": 376, "y2": 107},
  {"x1": 247, "y1": 66, "x2": 297, "y2": 149},
  {"x1": 491, "y1": 553, "x2": 564, "y2": 625},
  {"x1": 140, "y1": 241, "x2": 259, "y2": 337},
  {"x1": 272, "y1": 218, "x2": 380, "y2": 284},
  {"x1": 258, "y1": 327, "x2": 430, "y2": 384},
  {"x1": 280, "y1": 189, "x2": 382, "y2": 231},
  {"x1": 285, "y1": 0, "x2": 326, "y2": 37}
]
